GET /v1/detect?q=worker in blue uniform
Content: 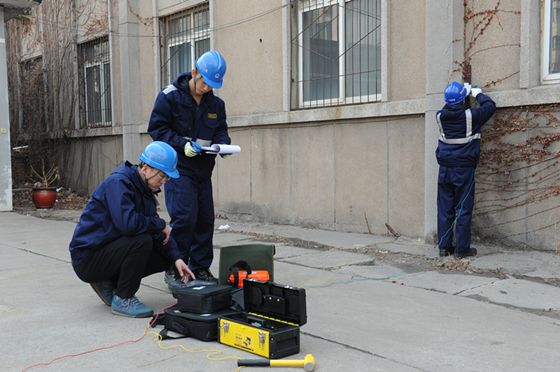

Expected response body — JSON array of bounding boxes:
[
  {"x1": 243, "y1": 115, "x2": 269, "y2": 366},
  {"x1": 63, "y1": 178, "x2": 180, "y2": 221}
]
[
  {"x1": 148, "y1": 50, "x2": 230, "y2": 282},
  {"x1": 69, "y1": 141, "x2": 194, "y2": 318},
  {"x1": 436, "y1": 82, "x2": 496, "y2": 258}
]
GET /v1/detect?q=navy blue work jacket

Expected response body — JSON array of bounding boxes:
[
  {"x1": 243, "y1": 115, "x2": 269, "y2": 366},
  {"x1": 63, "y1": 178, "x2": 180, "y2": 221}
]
[
  {"x1": 148, "y1": 73, "x2": 230, "y2": 180},
  {"x1": 436, "y1": 93, "x2": 496, "y2": 167},
  {"x1": 69, "y1": 162, "x2": 182, "y2": 267}
]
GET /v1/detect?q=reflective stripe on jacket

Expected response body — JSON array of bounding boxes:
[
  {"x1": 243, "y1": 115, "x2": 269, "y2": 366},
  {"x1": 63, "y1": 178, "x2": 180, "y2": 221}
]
[{"x1": 435, "y1": 93, "x2": 496, "y2": 167}]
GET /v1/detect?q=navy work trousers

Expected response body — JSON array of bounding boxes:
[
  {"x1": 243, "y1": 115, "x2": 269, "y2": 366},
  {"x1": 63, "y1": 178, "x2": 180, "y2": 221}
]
[
  {"x1": 437, "y1": 166, "x2": 476, "y2": 255},
  {"x1": 73, "y1": 234, "x2": 169, "y2": 298},
  {"x1": 165, "y1": 174, "x2": 214, "y2": 272}
]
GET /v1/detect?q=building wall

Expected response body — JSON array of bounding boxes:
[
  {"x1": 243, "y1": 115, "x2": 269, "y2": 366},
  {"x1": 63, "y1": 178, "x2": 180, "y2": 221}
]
[
  {"x1": 1, "y1": 8, "x2": 14, "y2": 211},
  {"x1": 213, "y1": 0, "x2": 285, "y2": 116},
  {"x1": 62, "y1": 135, "x2": 123, "y2": 194},
  {"x1": 213, "y1": 114, "x2": 425, "y2": 236},
  {"x1": 389, "y1": 0, "x2": 425, "y2": 100},
  {"x1": 8, "y1": 0, "x2": 560, "y2": 249}
]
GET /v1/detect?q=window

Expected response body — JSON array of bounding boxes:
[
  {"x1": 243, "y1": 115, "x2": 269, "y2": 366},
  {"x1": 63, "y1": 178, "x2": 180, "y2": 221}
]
[
  {"x1": 543, "y1": 0, "x2": 560, "y2": 82},
  {"x1": 295, "y1": 0, "x2": 382, "y2": 108},
  {"x1": 160, "y1": 5, "x2": 210, "y2": 85},
  {"x1": 78, "y1": 37, "x2": 112, "y2": 128}
]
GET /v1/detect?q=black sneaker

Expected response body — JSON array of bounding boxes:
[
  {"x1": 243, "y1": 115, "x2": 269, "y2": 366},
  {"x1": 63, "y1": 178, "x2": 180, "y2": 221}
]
[
  {"x1": 456, "y1": 248, "x2": 477, "y2": 259},
  {"x1": 439, "y1": 246, "x2": 455, "y2": 257},
  {"x1": 194, "y1": 268, "x2": 218, "y2": 283}
]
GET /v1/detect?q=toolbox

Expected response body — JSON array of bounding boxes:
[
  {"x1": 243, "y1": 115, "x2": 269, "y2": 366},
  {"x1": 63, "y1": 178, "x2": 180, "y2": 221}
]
[
  {"x1": 218, "y1": 279, "x2": 307, "y2": 359},
  {"x1": 153, "y1": 305, "x2": 241, "y2": 342},
  {"x1": 175, "y1": 284, "x2": 232, "y2": 313}
]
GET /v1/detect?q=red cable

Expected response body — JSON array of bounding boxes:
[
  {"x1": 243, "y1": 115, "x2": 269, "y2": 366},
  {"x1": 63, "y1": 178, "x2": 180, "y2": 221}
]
[{"x1": 21, "y1": 303, "x2": 176, "y2": 372}]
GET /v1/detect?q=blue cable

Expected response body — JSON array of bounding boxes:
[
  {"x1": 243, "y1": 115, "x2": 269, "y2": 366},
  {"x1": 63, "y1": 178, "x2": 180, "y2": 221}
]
[{"x1": 437, "y1": 171, "x2": 476, "y2": 249}]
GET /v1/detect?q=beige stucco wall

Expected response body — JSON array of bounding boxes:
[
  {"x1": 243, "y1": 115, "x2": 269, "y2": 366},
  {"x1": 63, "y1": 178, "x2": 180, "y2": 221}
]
[
  {"x1": 63, "y1": 136, "x2": 122, "y2": 194},
  {"x1": 214, "y1": 115, "x2": 426, "y2": 236},
  {"x1": 14, "y1": 0, "x2": 560, "y2": 249},
  {"x1": 390, "y1": 0, "x2": 425, "y2": 101},
  {"x1": 109, "y1": 0, "x2": 122, "y2": 128},
  {"x1": 138, "y1": 0, "x2": 159, "y2": 122},
  {"x1": 467, "y1": 0, "x2": 521, "y2": 91},
  {"x1": 213, "y1": 0, "x2": 285, "y2": 116}
]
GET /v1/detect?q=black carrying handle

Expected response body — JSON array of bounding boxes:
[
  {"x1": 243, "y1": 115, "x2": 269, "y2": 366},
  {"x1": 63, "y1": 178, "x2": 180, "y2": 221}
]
[
  {"x1": 228, "y1": 260, "x2": 252, "y2": 287},
  {"x1": 237, "y1": 359, "x2": 270, "y2": 367},
  {"x1": 159, "y1": 328, "x2": 189, "y2": 340}
]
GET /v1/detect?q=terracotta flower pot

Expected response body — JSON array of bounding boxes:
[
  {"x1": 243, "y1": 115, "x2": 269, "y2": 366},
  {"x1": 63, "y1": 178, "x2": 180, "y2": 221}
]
[{"x1": 31, "y1": 186, "x2": 57, "y2": 209}]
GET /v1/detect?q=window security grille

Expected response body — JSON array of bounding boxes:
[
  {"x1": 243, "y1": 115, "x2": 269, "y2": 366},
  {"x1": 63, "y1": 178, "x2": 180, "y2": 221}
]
[
  {"x1": 160, "y1": 4, "x2": 210, "y2": 86},
  {"x1": 78, "y1": 37, "x2": 111, "y2": 128},
  {"x1": 295, "y1": 0, "x2": 381, "y2": 108}
]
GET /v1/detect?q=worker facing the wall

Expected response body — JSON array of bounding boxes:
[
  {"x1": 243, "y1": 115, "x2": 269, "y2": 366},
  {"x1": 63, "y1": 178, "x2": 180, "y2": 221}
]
[
  {"x1": 436, "y1": 81, "x2": 496, "y2": 258},
  {"x1": 148, "y1": 50, "x2": 230, "y2": 282},
  {"x1": 69, "y1": 141, "x2": 194, "y2": 318}
]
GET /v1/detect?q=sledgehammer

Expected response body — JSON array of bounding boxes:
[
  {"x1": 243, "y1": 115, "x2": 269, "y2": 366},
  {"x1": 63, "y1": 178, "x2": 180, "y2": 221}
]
[{"x1": 237, "y1": 354, "x2": 315, "y2": 371}]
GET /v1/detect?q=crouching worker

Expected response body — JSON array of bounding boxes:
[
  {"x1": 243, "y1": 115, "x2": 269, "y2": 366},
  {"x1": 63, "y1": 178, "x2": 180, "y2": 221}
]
[{"x1": 69, "y1": 141, "x2": 195, "y2": 318}]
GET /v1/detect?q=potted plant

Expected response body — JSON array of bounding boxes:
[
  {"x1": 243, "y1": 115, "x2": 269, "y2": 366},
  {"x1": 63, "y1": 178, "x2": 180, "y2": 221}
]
[{"x1": 29, "y1": 160, "x2": 60, "y2": 209}]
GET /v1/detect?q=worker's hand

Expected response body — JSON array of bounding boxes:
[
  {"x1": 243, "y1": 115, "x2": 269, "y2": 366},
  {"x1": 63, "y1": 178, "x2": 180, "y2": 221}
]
[
  {"x1": 184, "y1": 141, "x2": 201, "y2": 157},
  {"x1": 463, "y1": 82, "x2": 471, "y2": 96},
  {"x1": 174, "y1": 259, "x2": 195, "y2": 282},
  {"x1": 471, "y1": 87, "x2": 482, "y2": 97},
  {"x1": 162, "y1": 225, "x2": 171, "y2": 245}
]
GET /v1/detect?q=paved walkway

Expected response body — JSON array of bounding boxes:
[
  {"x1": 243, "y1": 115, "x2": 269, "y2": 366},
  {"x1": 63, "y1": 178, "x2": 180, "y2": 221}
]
[{"x1": 4, "y1": 209, "x2": 560, "y2": 371}]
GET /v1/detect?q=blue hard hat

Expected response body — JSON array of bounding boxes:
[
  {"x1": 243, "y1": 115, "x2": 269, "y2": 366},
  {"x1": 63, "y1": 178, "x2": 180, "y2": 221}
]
[
  {"x1": 444, "y1": 81, "x2": 468, "y2": 104},
  {"x1": 139, "y1": 141, "x2": 180, "y2": 179},
  {"x1": 195, "y1": 50, "x2": 227, "y2": 89}
]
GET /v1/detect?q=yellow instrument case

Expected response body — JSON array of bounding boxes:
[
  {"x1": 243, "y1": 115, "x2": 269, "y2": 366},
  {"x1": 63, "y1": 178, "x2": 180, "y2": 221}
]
[{"x1": 218, "y1": 279, "x2": 307, "y2": 359}]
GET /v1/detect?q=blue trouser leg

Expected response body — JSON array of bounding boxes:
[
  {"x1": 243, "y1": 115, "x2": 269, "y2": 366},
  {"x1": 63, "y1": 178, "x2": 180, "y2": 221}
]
[
  {"x1": 189, "y1": 179, "x2": 214, "y2": 271},
  {"x1": 453, "y1": 167, "x2": 475, "y2": 254},
  {"x1": 437, "y1": 167, "x2": 455, "y2": 251},
  {"x1": 164, "y1": 175, "x2": 214, "y2": 272},
  {"x1": 164, "y1": 175, "x2": 198, "y2": 262},
  {"x1": 437, "y1": 166, "x2": 476, "y2": 253}
]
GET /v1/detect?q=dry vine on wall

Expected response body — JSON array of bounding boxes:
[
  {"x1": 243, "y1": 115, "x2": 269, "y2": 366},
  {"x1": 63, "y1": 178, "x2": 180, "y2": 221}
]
[
  {"x1": 7, "y1": 0, "x2": 109, "y2": 194},
  {"x1": 458, "y1": 1, "x2": 560, "y2": 249}
]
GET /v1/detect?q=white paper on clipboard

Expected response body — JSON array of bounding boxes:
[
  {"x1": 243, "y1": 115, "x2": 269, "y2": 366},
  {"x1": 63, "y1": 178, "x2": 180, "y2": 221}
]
[{"x1": 200, "y1": 144, "x2": 241, "y2": 155}]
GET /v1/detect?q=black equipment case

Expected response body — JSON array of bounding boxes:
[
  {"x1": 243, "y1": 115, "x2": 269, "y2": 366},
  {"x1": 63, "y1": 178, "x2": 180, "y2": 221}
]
[
  {"x1": 152, "y1": 305, "x2": 240, "y2": 342},
  {"x1": 218, "y1": 279, "x2": 307, "y2": 359},
  {"x1": 174, "y1": 284, "x2": 232, "y2": 313}
]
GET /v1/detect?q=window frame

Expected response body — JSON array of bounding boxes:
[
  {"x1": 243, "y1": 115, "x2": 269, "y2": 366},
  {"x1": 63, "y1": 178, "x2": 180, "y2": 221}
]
[
  {"x1": 296, "y1": 0, "x2": 382, "y2": 108},
  {"x1": 162, "y1": 6, "x2": 210, "y2": 86},
  {"x1": 79, "y1": 37, "x2": 112, "y2": 128},
  {"x1": 542, "y1": 0, "x2": 560, "y2": 82}
]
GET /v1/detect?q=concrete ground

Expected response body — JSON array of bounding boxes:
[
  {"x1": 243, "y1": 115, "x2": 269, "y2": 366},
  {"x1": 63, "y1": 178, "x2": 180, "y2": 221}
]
[{"x1": 4, "y1": 209, "x2": 560, "y2": 371}]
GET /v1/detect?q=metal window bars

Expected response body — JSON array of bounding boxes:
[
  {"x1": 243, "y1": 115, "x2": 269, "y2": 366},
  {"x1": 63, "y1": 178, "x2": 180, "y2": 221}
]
[
  {"x1": 294, "y1": 0, "x2": 381, "y2": 109},
  {"x1": 160, "y1": 5, "x2": 211, "y2": 87},
  {"x1": 78, "y1": 36, "x2": 111, "y2": 128}
]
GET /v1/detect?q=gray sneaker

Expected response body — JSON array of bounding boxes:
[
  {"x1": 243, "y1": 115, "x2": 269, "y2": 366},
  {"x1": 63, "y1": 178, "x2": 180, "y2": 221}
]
[
  {"x1": 111, "y1": 295, "x2": 153, "y2": 318},
  {"x1": 90, "y1": 281, "x2": 114, "y2": 306}
]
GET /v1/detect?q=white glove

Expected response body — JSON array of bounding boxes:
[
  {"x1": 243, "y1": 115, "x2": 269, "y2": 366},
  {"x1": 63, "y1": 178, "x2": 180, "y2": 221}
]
[
  {"x1": 471, "y1": 88, "x2": 482, "y2": 98},
  {"x1": 463, "y1": 82, "x2": 472, "y2": 96},
  {"x1": 184, "y1": 141, "x2": 201, "y2": 157}
]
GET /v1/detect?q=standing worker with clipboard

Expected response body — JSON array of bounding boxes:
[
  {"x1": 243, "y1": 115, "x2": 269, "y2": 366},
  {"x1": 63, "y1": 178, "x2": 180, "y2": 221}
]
[{"x1": 148, "y1": 50, "x2": 230, "y2": 282}]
